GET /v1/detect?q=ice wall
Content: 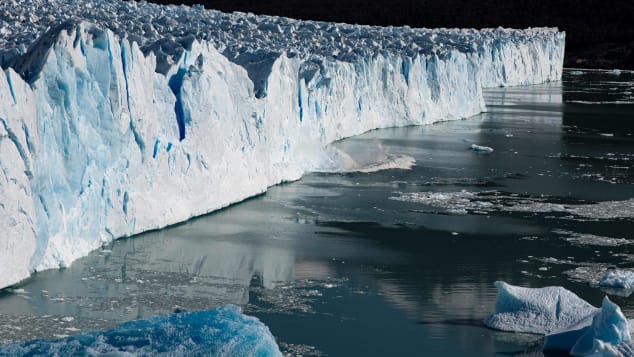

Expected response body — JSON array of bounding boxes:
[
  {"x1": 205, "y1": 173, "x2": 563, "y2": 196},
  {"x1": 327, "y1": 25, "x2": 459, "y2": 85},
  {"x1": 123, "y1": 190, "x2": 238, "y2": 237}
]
[{"x1": 0, "y1": 0, "x2": 565, "y2": 289}]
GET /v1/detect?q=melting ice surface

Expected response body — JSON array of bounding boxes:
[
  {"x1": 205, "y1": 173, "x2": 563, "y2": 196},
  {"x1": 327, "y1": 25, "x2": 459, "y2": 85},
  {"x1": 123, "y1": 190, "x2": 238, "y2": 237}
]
[
  {"x1": 0, "y1": 305, "x2": 282, "y2": 356},
  {"x1": 0, "y1": 0, "x2": 564, "y2": 288},
  {"x1": 485, "y1": 282, "x2": 634, "y2": 356}
]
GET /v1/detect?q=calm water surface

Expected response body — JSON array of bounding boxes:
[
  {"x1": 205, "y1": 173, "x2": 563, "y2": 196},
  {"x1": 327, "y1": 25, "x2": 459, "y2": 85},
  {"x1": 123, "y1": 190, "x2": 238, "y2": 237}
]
[{"x1": 1, "y1": 69, "x2": 633, "y2": 356}]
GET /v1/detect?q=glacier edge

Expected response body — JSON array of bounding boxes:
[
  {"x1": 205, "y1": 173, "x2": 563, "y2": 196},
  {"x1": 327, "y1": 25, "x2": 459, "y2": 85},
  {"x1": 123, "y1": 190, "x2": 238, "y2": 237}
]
[{"x1": 0, "y1": 17, "x2": 564, "y2": 289}]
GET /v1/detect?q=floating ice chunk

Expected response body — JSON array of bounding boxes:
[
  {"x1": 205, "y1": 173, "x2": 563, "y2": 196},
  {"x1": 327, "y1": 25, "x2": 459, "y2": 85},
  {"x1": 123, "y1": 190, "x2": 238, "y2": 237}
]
[
  {"x1": 0, "y1": 305, "x2": 282, "y2": 356},
  {"x1": 470, "y1": 144, "x2": 494, "y2": 153},
  {"x1": 595, "y1": 270, "x2": 634, "y2": 291},
  {"x1": 488, "y1": 282, "x2": 634, "y2": 356},
  {"x1": 570, "y1": 297, "x2": 630, "y2": 356},
  {"x1": 555, "y1": 230, "x2": 632, "y2": 247},
  {"x1": 544, "y1": 313, "x2": 595, "y2": 352},
  {"x1": 483, "y1": 281, "x2": 598, "y2": 334},
  {"x1": 567, "y1": 267, "x2": 634, "y2": 298}
]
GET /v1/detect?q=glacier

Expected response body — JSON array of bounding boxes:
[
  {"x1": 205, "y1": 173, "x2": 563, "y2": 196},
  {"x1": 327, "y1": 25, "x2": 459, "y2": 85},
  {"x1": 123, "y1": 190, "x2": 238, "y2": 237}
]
[
  {"x1": 0, "y1": 304, "x2": 282, "y2": 356},
  {"x1": 0, "y1": 0, "x2": 565, "y2": 289},
  {"x1": 485, "y1": 282, "x2": 634, "y2": 356}
]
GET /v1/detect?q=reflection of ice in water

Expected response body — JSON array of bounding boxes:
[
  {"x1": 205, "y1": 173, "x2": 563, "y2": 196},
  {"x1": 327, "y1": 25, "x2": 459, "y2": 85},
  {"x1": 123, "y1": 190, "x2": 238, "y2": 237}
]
[
  {"x1": 563, "y1": 68, "x2": 634, "y2": 104},
  {"x1": 484, "y1": 80, "x2": 563, "y2": 107},
  {"x1": 249, "y1": 277, "x2": 346, "y2": 315},
  {"x1": 0, "y1": 237, "x2": 298, "y2": 343},
  {"x1": 105, "y1": 237, "x2": 295, "y2": 298}
]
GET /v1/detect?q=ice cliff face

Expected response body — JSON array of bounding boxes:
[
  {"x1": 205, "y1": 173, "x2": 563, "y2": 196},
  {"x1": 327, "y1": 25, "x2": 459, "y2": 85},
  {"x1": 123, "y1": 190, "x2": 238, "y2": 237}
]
[{"x1": 0, "y1": 0, "x2": 565, "y2": 289}]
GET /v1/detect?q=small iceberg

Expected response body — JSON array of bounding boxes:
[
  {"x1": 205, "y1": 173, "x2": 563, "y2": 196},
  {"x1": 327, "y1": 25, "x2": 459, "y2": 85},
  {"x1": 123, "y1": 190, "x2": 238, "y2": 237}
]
[
  {"x1": 470, "y1": 144, "x2": 494, "y2": 153},
  {"x1": 485, "y1": 281, "x2": 634, "y2": 356},
  {"x1": 595, "y1": 270, "x2": 634, "y2": 291},
  {"x1": 0, "y1": 305, "x2": 282, "y2": 356},
  {"x1": 483, "y1": 281, "x2": 598, "y2": 334},
  {"x1": 547, "y1": 297, "x2": 631, "y2": 356}
]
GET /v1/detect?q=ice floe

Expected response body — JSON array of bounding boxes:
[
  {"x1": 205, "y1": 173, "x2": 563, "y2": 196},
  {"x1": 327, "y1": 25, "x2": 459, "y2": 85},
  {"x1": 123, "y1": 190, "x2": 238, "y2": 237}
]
[{"x1": 486, "y1": 281, "x2": 634, "y2": 356}]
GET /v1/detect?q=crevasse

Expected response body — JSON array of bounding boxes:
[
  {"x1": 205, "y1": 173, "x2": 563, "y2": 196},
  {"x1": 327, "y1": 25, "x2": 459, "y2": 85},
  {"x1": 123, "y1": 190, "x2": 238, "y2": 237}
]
[{"x1": 0, "y1": 0, "x2": 564, "y2": 289}]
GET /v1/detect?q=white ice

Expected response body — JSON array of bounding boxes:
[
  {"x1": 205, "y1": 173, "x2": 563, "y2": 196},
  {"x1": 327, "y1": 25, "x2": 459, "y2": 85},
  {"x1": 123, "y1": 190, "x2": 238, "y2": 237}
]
[
  {"x1": 486, "y1": 282, "x2": 634, "y2": 356},
  {"x1": 595, "y1": 270, "x2": 634, "y2": 292},
  {"x1": 546, "y1": 297, "x2": 632, "y2": 356},
  {"x1": 390, "y1": 190, "x2": 634, "y2": 220},
  {"x1": 470, "y1": 144, "x2": 494, "y2": 153},
  {"x1": 483, "y1": 281, "x2": 598, "y2": 334},
  {"x1": 0, "y1": 0, "x2": 565, "y2": 288}
]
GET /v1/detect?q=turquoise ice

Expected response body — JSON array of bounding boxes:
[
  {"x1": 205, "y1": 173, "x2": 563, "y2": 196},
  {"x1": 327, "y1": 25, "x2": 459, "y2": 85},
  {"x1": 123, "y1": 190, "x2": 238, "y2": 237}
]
[{"x1": 0, "y1": 305, "x2": 281, "y2": 357}]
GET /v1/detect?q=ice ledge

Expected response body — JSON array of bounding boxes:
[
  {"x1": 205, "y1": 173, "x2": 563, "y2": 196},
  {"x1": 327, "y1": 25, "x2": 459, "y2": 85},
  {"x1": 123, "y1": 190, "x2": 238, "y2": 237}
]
[{"x1": 0, "y1": 6, "x2": 564, "y2": 289}]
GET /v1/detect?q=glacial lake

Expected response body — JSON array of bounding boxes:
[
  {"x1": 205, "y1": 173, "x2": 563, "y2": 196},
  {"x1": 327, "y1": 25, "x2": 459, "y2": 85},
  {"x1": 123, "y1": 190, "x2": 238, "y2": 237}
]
[{"x1": 1, "y1": 69, "x2": 633, "y2": 356}]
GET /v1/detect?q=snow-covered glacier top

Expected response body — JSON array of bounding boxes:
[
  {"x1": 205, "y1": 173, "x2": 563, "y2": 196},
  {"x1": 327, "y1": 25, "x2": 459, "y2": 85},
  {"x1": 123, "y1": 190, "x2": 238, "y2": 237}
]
[
  {"x1": 0, "y1": 0, "x2": 564, "y2": 290},
  {"x1": 0, "y1": 0, "x2": 559, "y2": 59},
  {"x1": 0, "y1": 0, "x2": 560, "y2": 85}
]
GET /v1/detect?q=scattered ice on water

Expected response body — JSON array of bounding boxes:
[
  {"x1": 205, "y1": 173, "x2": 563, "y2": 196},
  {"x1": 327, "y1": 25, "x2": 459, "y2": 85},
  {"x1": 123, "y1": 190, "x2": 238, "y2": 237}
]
[
  {"x1": 566, "y1": 266, "x2": 634, "y2": 297},
  {"x1": 593, "y1": 270, "x2": 634, "y2": 297},
  {"x1": 390, "y1": 190, "x2": 634, "y2": 220},
  {"x1": 554, "y1": 229, "x2": 632, "y2": 247},
  {"x1": 279, "y1": 342, "x2": 326, "y2": 357}
]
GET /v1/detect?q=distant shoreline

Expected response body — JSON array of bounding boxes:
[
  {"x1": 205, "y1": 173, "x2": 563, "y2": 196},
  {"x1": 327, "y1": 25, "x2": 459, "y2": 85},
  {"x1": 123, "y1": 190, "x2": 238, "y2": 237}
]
[{"x1": 147, "y1": 0, "x2": 634, "y2": 70}]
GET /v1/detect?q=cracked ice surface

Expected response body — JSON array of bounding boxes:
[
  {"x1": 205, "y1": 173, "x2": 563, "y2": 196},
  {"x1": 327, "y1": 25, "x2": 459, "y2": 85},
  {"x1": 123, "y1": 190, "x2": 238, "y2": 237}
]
[{"x1": 0, "y1": 0, "x2": 564, "y2": 288}]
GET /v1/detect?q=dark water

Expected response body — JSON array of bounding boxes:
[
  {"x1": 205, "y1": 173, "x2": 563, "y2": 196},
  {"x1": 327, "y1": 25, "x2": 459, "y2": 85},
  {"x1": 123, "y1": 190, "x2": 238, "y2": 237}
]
[{"x1": 1, "y1": 69, "x2": 633, "y2": 356}]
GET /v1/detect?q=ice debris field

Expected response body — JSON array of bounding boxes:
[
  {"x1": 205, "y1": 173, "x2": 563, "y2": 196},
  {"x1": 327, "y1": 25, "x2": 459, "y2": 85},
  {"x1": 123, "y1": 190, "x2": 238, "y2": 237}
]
[
  {"x1": 0, "y1": 0, "x2": 565, "y2": 289},
  {"x1": 0, "y1": 304, "x2": 282, "y2": 356},
  {"x1": 485, "y1": 282, "x2": 634, "y2": 356}
]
